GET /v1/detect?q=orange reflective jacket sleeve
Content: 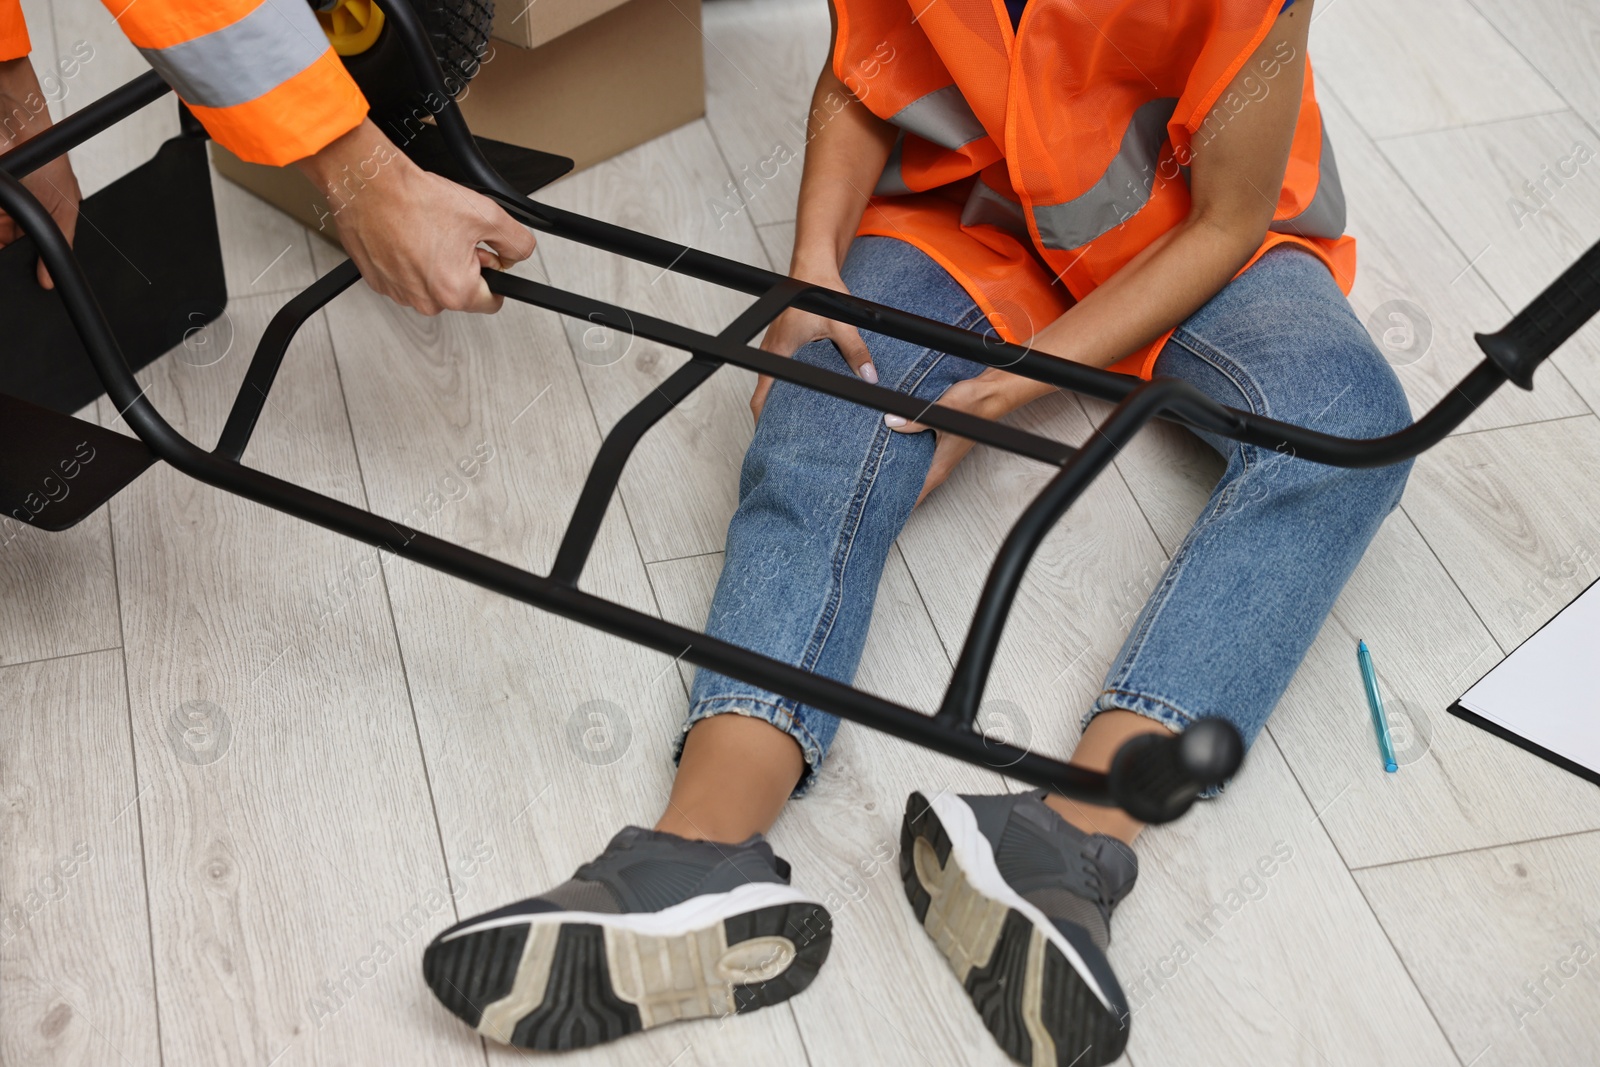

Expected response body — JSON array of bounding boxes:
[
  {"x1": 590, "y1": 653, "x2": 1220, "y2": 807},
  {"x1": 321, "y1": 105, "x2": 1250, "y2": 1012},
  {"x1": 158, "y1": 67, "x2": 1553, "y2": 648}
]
[
  {"x1": 1, "y1": 0, "x2": 31, "y2": 61},
  {"x1": 104, "y1": 0, "x2": 368, "y2": 166}
]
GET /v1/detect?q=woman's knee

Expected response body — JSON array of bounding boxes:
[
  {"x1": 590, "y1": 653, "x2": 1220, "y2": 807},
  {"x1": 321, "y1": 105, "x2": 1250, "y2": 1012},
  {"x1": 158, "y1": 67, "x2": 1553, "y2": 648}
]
[
  {"x1": 1356, "y1": 344, "x2": 1416, "y2": 438},
  {"x1": 1327, "y1": 338, "x2": 1416, "y2": 511},
  {"x1": 753, "y1": 336, "x2": 869, "y2": 435},
  {"x1": 740, "y1": 365, "x2": 936, "y2": 522}
]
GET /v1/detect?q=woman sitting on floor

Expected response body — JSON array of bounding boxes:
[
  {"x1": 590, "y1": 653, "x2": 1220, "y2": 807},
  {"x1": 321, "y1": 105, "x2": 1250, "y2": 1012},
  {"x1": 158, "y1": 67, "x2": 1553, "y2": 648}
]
[{"x1": 423, "y1": 2, "x2": 1412, "y2": 1064}]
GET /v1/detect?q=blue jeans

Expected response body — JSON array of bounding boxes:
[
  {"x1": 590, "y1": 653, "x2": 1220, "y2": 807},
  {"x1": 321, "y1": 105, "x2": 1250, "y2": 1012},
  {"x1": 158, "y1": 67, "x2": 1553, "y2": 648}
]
[{"x1": 678, "y1": 236, "x2": 1413, "y2": 794}]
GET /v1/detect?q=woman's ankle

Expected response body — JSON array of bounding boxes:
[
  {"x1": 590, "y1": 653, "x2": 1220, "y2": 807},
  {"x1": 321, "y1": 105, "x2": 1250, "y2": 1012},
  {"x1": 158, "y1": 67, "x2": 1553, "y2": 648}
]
[
  {"x1": 653, "y1": 808, "x2": 759, "y2": 845},
  {"x1": 1043, "y1": 793, "x2": 1145, "y2": 846},
  {"x1": 1044, "y1": 709, "x2": 1177, "y2": 845},
  {"x1": 655, "y1": 715, "x2": 806, "y2": 844}
]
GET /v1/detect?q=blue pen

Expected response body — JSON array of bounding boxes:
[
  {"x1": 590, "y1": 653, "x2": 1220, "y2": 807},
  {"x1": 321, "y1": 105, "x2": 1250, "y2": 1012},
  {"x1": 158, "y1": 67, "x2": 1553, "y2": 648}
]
[{"x1": 1357, "y1": 640, "x2": 1398, "y2": 773}]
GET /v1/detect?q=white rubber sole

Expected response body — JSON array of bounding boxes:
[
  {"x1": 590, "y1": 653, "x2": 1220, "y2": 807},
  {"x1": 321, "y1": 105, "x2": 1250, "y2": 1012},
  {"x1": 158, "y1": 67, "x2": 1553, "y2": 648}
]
[
  {"x1": 922, "y1": 791, "x2": 1113, "y2": 1011},
  {"x1": 437, "y1": 880, "x2": 811, "y2": 942}
]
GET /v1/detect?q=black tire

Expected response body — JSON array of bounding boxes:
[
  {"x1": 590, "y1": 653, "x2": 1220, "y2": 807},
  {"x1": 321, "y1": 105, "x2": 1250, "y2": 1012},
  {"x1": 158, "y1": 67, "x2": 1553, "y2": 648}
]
[{"x1": 420, "y1": 0, "x2": 495, "y2": 97}]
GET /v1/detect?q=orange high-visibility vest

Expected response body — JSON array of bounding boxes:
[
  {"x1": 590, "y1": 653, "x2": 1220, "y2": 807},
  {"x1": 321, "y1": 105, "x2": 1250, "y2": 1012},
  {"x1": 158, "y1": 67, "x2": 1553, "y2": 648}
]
[
  {"x1": 0, "y1": 0, "x2": 26, "y2": 61},
  {"x1": 833, "y1": 0, "x2": 1356, "y2": 379},
  {"x1": 0, "y1": 0, "x2": 366, "y2": 167}
]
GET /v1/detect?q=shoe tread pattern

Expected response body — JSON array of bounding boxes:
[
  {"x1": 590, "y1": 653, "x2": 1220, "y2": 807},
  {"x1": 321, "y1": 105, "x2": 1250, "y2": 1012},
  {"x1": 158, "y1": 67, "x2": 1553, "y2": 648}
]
[
  {"x1": 901, "y1": 791, "x2": 1130, "y2": 1067},
  {"x1": 424, "y1": 902, "x2": 831, "y2": 1050}
]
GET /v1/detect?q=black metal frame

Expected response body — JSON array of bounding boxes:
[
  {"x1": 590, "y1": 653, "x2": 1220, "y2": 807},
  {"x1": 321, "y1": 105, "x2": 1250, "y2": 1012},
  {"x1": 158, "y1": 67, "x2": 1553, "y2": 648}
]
[{"x1": 5, "y1": 0, "x2": 1599, "y2": 823}]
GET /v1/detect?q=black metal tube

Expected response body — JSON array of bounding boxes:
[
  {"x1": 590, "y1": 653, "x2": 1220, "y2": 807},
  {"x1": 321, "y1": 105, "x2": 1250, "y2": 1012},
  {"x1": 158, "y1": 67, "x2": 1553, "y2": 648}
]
[
  {"x1": 0, "y1": 76, "x2": 1514, "y2": 766},
  {"x1": 720, "y1": 277, "x2": 813, "y2": 343},
  {"x1": 549, "y1": 356, "x2": 721, "y2": 584},
  {"x1": 549, "y1": 280, "x2": 805, "y2": 584},
  {"x1": 0, "y1": 71, "x2": 171, "y2": 178},
  {"x1": 377, "y1": 0, "x2": 517, "y2": 196},
  {"x1": 215, "y1": 259, "x2": 363, "y2": 461},
  {"x1": 938, "y1": 379, "x2": 1213, "y2": 728},
  {"x1": 1476, "y1": 235, "x2": 1600, "y2": 389},
  {"x1": 485, "y1": 174, "x2": 1502, "y2": 467},
  {"x1": 483, "y1": 187, "x2": 1507, "y2": 466},
  {"x1": 485, "y1": 270, "x2": 1077, "y2": 466}
]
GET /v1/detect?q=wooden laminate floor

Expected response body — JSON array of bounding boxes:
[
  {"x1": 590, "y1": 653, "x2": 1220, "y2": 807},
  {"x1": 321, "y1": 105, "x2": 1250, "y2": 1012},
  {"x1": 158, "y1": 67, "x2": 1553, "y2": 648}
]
[{"x1": 4, "y1": 1, "x2": 1599, "y2": 1064}]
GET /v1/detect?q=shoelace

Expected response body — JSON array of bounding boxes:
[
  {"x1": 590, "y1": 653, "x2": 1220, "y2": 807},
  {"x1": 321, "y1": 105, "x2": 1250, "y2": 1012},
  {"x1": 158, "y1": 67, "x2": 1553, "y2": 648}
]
[{"x1": 1076, "y1": 847, "x2": 1112, "y2": 917}]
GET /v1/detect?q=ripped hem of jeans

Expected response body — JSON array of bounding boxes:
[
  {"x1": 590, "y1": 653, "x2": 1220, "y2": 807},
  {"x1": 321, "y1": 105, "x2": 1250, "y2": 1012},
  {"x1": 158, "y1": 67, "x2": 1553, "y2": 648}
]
[{"x1": 674, "y1": 695, "x2": 828, "y2": 797}]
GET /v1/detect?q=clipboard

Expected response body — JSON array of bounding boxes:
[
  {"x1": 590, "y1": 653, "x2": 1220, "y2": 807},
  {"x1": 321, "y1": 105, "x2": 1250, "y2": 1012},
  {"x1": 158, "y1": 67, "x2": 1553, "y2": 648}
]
[{"x1": 1448, "y1": 574, "x2": 1600, "y2": 788}]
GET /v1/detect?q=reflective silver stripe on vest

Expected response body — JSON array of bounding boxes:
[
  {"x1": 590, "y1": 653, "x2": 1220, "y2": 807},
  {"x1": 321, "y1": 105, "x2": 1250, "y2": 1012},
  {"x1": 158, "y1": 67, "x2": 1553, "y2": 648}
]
[
  {"x1": 960, "y1": 175, "x2": 1029, "y2": 241},
  {"x1": 1269, "y1": 122, "x2": 1347, "y2": 240},
  {"x1": 1031, "y1": 97, "x2": 1179, "y2": 251},
  {"x1": 888, "y1": 85, "x2": 988, "y2": 151},
  {"x1": 875, "y1": 132, "x2": 912, "y2": 196},
  {"x1": 139, "y1": 0, "x2": 331, "y2": 109}
]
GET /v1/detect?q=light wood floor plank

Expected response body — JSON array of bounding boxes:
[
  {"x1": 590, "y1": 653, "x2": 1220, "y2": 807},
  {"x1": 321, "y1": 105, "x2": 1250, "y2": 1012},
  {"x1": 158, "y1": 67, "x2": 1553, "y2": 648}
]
[
  {"x1": 647, "y1": 550, "x2": 1019, "y2": 1067},
  {"x1": 1376, "y1": 110, "x2": 1600, "y2": 416},
  {"x1": 208, "y1": 168, "x2": 322, "y2": 300},
  {"x1": 98, "y1": 291, "x2": 482, "y2": 1066},
  {"x1": 0, "y1": 395, "x2": 120, "y2": 664},
  {"x1": 1110, "y1": 736, "x2": 1457, "y2": 1067},
  {"x1": 701, "y1": 0, "x2": 827, "y2": 230},
  {"x1": 18, "y1": 0, "x2": 56, "y2": 98},
  {"x1": 1402, "y1": 415, "x2": 1600, "y2": 649},
  {"x1": 1470, "y1": 0, "x2": 1600, "y2": 130},
  {"x1": 0, "y1": 650, "x2": 159, "y2": 1067},
  {"x1": 1272, "y1": 509, "x2": 1600, "y2": 867},
  {"x1": 1354, "y1": 830, "x2": 1600, "y2": 1066},
  {"x1": 1317, "y1": 86, "x2": 1590, "y2": 433},
  {"x1": 757, "y1": 220, "x2": 797, "y2": 273},
  {"x1": 1312, "y1": 0, "x2": 1567, "y2": 140},
  {"x1": 316, "y1": 271, "x2": 810, "y2": 1065},
  {"x1": 533, "y1": 119, "x2": 770, "y2": 564}
]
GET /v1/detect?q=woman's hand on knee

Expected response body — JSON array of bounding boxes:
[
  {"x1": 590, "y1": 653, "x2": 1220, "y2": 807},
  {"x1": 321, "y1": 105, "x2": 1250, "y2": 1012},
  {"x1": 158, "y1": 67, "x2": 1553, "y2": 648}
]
[
  {"x1": 750, "y1": 267, "x2": 876, "y2": 423},
  {"x1": 888, "y1": 371, "x2": 1046, "y2": 505},
  {"x1": 887, "y1": 377, "x2": 989, "y2": 504}
]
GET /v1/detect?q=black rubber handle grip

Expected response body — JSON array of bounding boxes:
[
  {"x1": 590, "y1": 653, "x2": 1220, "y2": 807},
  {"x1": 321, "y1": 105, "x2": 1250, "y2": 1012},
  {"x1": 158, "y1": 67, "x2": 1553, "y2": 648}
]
[
  {"x1": 1475, "y1": 236, "x2": 1600, "y2": 389},
  {"x1": 1107, "y1": 718, "x2": 1244, "y2": 824}
]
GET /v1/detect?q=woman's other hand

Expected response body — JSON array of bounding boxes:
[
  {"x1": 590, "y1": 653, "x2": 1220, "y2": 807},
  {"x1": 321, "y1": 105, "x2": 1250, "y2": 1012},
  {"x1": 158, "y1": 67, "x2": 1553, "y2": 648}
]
[{"x1": 886, "y1": 368, "x2": 1052, "y2": 505}]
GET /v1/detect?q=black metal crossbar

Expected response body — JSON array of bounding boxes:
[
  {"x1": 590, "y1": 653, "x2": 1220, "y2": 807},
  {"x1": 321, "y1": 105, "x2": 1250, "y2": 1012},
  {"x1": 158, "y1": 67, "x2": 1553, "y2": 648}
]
[{"x1": 4, "y1": 0, "x2": 1598, "y2": 825}]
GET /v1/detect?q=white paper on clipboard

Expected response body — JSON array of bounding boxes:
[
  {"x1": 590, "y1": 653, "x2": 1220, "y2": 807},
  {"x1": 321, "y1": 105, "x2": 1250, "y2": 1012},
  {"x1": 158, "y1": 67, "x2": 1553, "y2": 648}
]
[{"x1": 1454, "y1": 577, "x2": 1600, "y2": 782}]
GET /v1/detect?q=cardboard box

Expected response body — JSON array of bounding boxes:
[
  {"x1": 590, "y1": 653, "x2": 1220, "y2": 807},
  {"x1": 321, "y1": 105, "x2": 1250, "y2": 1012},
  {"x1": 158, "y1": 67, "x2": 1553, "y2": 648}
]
[
  {"x1": 459, "y1": 0, "x2": 703, "y2": 171},
  {"x1": 491, "y1": 0, "x2": 632, "y2": 51},
  {"x1": 211, "y1": 0, "x2": 704, "y2": 241}
]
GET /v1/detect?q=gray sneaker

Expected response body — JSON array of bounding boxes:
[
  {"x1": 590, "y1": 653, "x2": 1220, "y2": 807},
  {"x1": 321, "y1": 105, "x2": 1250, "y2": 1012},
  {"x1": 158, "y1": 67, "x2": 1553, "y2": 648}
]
[
  {"x1": 901, "y1": 790, "x2": 1137, "y2": 1067},
  {"x1": 423, "y1": 827, "x2": 830, "y2": 1050}
]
